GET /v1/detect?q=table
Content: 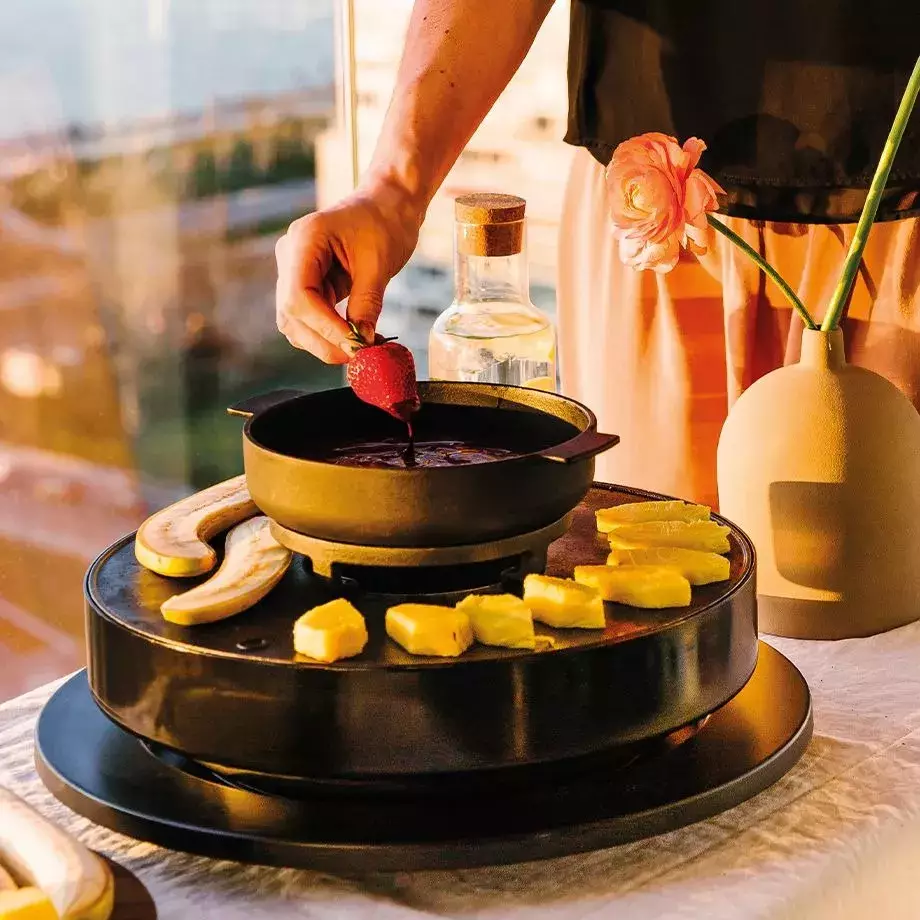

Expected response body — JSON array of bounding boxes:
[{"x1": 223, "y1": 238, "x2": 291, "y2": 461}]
[{"x1": 4, "y1": 626, "x2": 920, "y2": 920}]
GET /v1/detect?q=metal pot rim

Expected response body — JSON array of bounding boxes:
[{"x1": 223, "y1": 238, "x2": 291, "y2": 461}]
[{"x1": 233, "y1": 382, "x2": 614, "y2": 473}]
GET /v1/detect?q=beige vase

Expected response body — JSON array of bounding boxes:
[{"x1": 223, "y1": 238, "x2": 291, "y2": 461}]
[{"x1": 717, "y1": 327, "x2": 920, "y2": 638}]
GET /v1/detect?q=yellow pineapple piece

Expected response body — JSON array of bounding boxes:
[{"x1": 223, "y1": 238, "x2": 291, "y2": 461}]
[
  {"x1": 0, "y1": 888, "x2": 59, "y2": 920},
  {"x1": 293, "y1": 598, "x2": 368, "y2": 663},
  {"x1": 574, "y1": 564, "x2": 692, "y2": 608},
  {"x1": 596, "y1": 500, "x2": 710, "y2": 532},
  {"x1": 386, "y1": 604, "x2": 474, "y2": 657},
  {"x1": 456, "y1": 594, "x2": 535, "y2": 650},
  {"x1": 522, "y1": 574, "x2": 606, "y2": 629},
  {"x1": 607, "y1": 546, "x2": 730, "y2": 585},
  {"x1": 607, "y1": 520, "x2": 730, "y2": 554}
]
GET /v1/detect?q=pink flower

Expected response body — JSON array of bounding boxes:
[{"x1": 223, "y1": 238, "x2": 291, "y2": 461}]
[{"x1": 605, "y1": 133, "x2": 724, "y2": 273}]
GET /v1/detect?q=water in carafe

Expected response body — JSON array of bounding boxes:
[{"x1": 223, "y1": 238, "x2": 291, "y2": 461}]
[{"x1": 428, "y1": 193, "x2": 557, "y2": 391}]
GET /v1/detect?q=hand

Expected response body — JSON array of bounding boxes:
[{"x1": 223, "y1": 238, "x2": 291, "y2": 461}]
[{"x1": 275, "y1": 180, "x2": 423, "y2": 363}]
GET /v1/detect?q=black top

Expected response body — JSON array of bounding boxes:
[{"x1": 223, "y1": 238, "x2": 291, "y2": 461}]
[{"x1": 565, "y1": 0, "x2": 920, "y2": 223}]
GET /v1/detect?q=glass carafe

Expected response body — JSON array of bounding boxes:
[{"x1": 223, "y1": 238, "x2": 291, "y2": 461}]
[{"x1": 428, "y1": 193, "x2": 557, "y2": 390}]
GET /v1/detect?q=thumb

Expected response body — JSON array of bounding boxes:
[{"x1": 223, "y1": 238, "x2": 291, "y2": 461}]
[{"x1": 345, "y1": 269, "x2": 386, "y2": 345}]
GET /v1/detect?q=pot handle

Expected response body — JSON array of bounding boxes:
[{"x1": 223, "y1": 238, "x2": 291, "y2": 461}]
[
  {"x1": 538, "y1": 430, "x2": 620, "y2": 464},
  {"x1": 227, "y1": 388, "x2": 308, "y2": 419}
]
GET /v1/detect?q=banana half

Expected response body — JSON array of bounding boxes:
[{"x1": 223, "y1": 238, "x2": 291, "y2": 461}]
[
  {"x1": 161, "y1": 516, "x2": 292, "y2": 625},
  {"x1": 134, "y1": 474, "x2": 257, "y2": 577},
  {"x1": 0, "y1": 787, "x2": 114, "y2": 920}
]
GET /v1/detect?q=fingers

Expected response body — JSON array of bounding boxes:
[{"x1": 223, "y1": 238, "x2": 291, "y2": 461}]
[
  {"x1": 277, "y1": 311, "x2": 350, "y2": 364},
  {"x1": 275, "y1": 219, "x2": 356, "y2": 362},
  {"x1": 345, "y1": 268, "x2": 386, "y2": 345}
]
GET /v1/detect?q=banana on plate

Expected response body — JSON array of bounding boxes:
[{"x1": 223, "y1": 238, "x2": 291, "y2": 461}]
[
  {"x1": 160, "y1": 516, "x2": 291, "y2": 625},
  {"x1": 0, "y1": 786, "x2": 114, "y2": 920},
  {"x1": 135, "y1": 474, "x2": 257, "y2": 577}
]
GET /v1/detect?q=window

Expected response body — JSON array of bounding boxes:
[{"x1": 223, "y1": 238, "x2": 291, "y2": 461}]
[
  {"x1": 325, "y1": 0, "x2": 571, "y2": 370},
  {"x1": 0, "y1": 0, "x2": 572, "y2": 702},
  {"x1": 0, "y1": 0, "x2": 339, "y2": 699}
]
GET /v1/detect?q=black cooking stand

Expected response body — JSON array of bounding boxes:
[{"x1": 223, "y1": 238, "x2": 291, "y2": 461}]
[
  {"x1": 36, "y1": 646, "x2": 810, "y2": 872},
  {"x1": 35, "y1": 483, "x2": 812, "y2": 870},
  {"x1": 77, "y1": 486, "x2": 762, "y2": 778}
]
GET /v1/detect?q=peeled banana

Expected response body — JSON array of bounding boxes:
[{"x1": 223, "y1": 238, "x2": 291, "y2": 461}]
[
  {"x1": 596, "y1": 500, "x2": 710, "y2": 532},
  {"x1": 134, "y1": 474, "x2": 257, "y2": 577},
  {"x1": 0, "y1": 787, "x2": 114, "y2": 920},
  {"x1": 160, "y1": 516, "x2": 292, "y2": 625},
  {"x1": 386, "y1": 604, "x2": 474, "y2": 657},
  {"x1": 522, "y1": 574, "x2": 606, "y2": 629},
  {"x1": 574, "y1": 564, "x2": 692, "y2": 608},
  {"x1": 293, "y1": 599, "x2": 368, "y2": 663},
  {"x1": 0, "y1": 866, "x2": 15, "y2": 892},
  {"x1": 607, "y1": 520, "x2": 731, "y2": 554}
]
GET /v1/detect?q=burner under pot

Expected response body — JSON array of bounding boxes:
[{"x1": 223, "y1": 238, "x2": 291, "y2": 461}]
[{"x1": 271, "y1": 513, "x2": 569, "y2": 601}]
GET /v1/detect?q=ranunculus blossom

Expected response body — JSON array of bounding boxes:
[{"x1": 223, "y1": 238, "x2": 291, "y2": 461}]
[{"x1": 605, "y1": 133, "x2": 724, "y2": 273}]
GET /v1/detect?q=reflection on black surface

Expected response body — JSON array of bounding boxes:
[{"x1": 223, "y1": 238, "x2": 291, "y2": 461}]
[{"x1": 37, "y1": 646, "x2": 811, "y2": 867}]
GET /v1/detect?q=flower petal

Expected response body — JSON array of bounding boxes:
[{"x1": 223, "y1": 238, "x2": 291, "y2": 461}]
[
  {"x1": 619, "y1": 232, "x2": 680, "y2": 273},
  {"x1": 606, "y1": 132, "x2": 717, "y2": 274},
  {"x1": 684, "y1": 172, "x2": 721, "y2": 223}
]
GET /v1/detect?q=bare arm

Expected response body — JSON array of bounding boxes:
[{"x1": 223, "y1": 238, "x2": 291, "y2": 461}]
[
  {"x1": 276, "y1": 0, "x2": 555, "y2": 362},
  {"x1": 365, "y1": 0, "x2": 556, "y2": 210}
]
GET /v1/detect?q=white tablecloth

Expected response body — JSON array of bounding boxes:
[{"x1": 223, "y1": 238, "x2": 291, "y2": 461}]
[{"x1": 4, "y1": 626, "x2": 920, "y2": 920}]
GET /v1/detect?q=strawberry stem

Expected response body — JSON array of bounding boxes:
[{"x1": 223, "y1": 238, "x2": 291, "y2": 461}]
[
  {"x1": 346, "y1": 321, "x2": 366, "y2": 347},
  {"x1": 346, "y1": 321, "x2": 397, "y2": 348}
]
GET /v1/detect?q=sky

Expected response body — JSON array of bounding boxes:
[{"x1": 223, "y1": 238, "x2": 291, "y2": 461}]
[{"x1": 0, "y1": 0, "x2": 334, "y2": 139}]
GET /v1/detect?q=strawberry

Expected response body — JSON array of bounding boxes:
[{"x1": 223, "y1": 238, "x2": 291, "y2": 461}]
[{"x1": 346, "y1": 329, "x2": 421, "y2": 424}]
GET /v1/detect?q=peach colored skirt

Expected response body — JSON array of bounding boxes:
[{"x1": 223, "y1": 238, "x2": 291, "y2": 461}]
[{"x1": 557, "y1": 147, "x2": 920, "y2": 509}]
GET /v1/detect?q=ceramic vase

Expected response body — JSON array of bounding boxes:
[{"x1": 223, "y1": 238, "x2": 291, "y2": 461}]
[{"x1": 717, "y1": 327, "x2": 920, "y2": 638}]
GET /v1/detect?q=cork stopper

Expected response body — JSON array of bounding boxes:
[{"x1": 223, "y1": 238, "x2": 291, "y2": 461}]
[{"x1": 454, "y1": 193, "x2": 525, "y2": 257}]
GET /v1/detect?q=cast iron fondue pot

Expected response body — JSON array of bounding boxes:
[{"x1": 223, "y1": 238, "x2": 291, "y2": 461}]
[{"x1": 228, "y1": 382, "x2": 619, "y2": 547}]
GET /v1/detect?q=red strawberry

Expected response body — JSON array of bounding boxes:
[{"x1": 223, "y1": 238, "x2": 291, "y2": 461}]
[{"x1": 346, "y1": 334, "x2": 421, "y2": 423}]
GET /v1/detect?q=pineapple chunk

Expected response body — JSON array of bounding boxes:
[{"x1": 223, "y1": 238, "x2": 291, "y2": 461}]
[
  {"x1": 596, "y1": 500, "x2": 710, "y2": 532},
  {"x1": 607, "y1": 520, "x2": 731, "y2": 554},
  {"x1": 293, "y1": 598, "x2": 368, "y2": 663},
  {"x1": 607, "y1": 546, "x2": 730, "y2": 585},
  {"x1": 0, "y1": 888, "x2": 59, "y2": 920},
  {"x1": 456, "y1": 593, "x2": 536, "y2": 649},
  {"x1": 386, "y1": 604, "x2": 474, "y2": 657},
  {"x1": 574, "y1": 564, "x2": 691, "y2": 608},
  {"x1": 522, "y1": 574, "x2": 606, "y2": 629}
]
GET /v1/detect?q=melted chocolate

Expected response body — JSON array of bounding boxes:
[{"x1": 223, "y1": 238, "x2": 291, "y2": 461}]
[{"x1": 319, "y1": 438, "x2": 517, "y2": 469}]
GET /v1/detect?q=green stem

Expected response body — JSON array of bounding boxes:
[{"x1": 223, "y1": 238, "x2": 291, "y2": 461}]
[
  {"x1": 822, "y1": 55, "x2": 920, "y2": 332},
  {"x1": 706, "y1": 214, "x2": 817, "y2": 329}
]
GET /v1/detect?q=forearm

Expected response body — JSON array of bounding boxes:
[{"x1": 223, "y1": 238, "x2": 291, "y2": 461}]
[{"x1": 362, "y1": 0, "x2": 555, "y2": 212}]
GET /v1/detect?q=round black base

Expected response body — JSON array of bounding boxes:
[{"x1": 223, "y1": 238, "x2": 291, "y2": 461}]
[{"x1": 35, "y1": 643, "x2": 811, "y2": 873}]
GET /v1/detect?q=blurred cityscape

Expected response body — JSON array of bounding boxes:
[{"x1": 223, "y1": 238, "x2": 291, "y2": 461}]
[{"x1": 0, "y1": 0, "x2": 571, "y2": 698}]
